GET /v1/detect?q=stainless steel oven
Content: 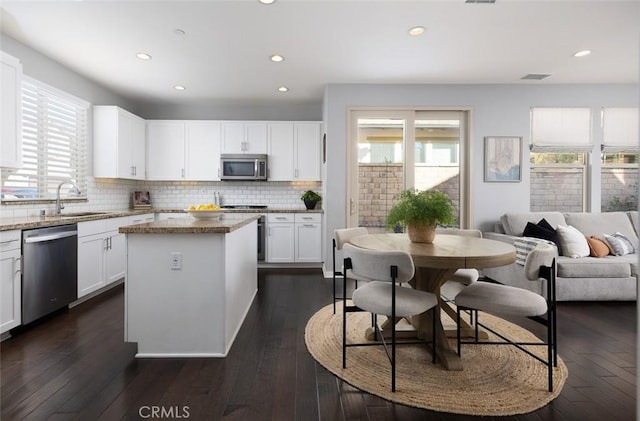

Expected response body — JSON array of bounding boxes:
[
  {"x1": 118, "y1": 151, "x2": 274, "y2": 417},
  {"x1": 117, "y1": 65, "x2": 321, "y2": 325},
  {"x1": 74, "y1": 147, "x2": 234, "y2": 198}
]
[{"x1": 221, "y1": 205, "x2": 266, "y2": 261}]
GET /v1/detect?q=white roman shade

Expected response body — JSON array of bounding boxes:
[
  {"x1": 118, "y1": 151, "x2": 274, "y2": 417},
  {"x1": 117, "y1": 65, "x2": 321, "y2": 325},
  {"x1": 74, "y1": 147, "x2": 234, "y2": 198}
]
[
  {"x1": 530, "y1": 107, "x2": 593, "y2": 153},
  {"x1": 601, "y1": 107, "x2": 639, "y2": 153},
  {"x1": 1, "y1": 77, "x2": 88, "y2": 200}
]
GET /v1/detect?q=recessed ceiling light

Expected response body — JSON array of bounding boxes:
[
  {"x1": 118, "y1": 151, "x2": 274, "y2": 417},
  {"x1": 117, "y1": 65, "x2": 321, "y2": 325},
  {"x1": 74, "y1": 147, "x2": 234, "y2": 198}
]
[
  {"x1": 573, "y1": 50, "x2": 591, "y2": 58},
  {"x1": 174, "y1": 85, "x2": 186, "y2": 91},
  {"x1": 136, "y1": 52, "x2": 152, "y2": 60},
  {"x1": 270, "y1": 54, "x2": 284, "y2": 62},
  {"x1": 174, "y1": 29, "x2": 186, "y2": 36},
  {"x1": 259, "y1": 0, "x2": 275, "y2": 4},
  {"x1": 408, "y1": 26, "x2": 425, "y2": 36},
  {"x1": 277, "y1": 86, "x2": 289, "y2": 92}
]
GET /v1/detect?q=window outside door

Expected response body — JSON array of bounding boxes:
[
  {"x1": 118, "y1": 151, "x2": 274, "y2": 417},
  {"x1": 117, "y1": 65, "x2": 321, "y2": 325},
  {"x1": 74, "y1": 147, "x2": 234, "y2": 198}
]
[{"x1": 347, "y1": 109, "x2": 468, "y2": 231}]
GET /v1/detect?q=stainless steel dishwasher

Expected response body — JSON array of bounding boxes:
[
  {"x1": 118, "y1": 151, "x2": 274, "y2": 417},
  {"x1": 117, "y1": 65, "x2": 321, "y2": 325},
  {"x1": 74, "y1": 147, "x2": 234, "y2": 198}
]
[{"x1": 22, "y1": 224, "x2": 78, "y2": 324}]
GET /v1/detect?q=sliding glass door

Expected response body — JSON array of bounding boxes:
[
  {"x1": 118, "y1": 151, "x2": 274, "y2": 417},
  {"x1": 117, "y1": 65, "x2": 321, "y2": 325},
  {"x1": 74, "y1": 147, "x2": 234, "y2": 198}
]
[{"x1": 348, "y1": 109, "x2": 467, "y2": 231}]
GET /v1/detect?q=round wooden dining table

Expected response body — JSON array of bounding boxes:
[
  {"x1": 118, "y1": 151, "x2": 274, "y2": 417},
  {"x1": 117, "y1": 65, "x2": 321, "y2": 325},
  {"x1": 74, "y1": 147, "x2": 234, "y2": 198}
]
[{"x1": 350, "y1": 232, "x2": 516, "y2": 371}]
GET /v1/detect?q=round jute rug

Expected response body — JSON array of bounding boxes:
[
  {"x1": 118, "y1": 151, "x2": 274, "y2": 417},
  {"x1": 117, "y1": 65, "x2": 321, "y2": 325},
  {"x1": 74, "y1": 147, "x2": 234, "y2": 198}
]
[{"x1": 304, "y1": 304, "x2": 568, "y2": 416}]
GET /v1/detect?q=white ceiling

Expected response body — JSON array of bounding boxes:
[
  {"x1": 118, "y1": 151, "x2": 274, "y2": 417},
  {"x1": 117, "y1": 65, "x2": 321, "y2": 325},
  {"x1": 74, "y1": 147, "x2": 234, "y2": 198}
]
[{"x1": 1, "y1": 0, "x2": 638, "y2": 107}]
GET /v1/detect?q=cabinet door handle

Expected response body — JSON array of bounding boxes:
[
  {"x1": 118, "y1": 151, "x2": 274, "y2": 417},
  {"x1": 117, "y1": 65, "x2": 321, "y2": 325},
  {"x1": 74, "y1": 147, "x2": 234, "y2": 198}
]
[
  {"x1": 0, "y1": 239, "x2": 19, "y2": 245},
  {"x1": 104, "y1": 238, "x2": 109, "y2": 251},
  {"x1": 303, "y1": 224, "x2": 314, "y2": 228},
  {"x1": 181, "y1": 168, "x2": 185, "y2": 178}
]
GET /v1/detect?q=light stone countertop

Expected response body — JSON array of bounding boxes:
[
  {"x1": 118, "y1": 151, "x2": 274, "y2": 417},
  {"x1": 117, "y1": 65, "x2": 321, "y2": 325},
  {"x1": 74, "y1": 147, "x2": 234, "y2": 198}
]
[
  {"x1": 0, "y1": 208, "x2": 322, "y2": 231},
  {"x1": 119, "y1": 213, "x2": 261, "y2": 234}
]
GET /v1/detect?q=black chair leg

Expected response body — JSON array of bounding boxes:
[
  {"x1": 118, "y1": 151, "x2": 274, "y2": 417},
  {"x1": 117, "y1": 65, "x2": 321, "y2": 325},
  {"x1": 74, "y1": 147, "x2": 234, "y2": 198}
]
[
  {"x1": 391, "y1": 310, "x2": 396, "y2": 392},
  {"x1": 342, "y1": 267, "x2": 347, "y2": 369},
  {"x1": 332, "y1": 274, "x2": 336, "y2": 314},
  {"x1": 547, "y1": 309, "x2": 553, "y2": 392},
  {"x1": 474, "y1": 310, "x2": 479, "y2": 342},
  {"x1": 432, "y1": 306, "x2": 437, "y2": 364},
  {"x1": 456, "y1": 308, "x2": 461, "y2": 356}
]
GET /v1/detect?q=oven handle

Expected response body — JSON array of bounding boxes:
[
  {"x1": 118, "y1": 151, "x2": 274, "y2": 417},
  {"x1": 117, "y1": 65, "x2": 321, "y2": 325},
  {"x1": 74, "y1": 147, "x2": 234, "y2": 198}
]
[{"x1": 24, "y1": 231, "x2": 78, "y2": 244}]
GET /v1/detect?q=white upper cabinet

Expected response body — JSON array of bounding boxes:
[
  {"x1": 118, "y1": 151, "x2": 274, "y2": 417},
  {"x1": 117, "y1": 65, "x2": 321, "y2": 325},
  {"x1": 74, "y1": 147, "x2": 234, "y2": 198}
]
[
  {"x1": 147, "y1": 120, "x2": 221, "y2": 181},
  {"x1": 186, "y1": 121, "x2": 221, "y2": 181},
  {"x1": 221, "y1": 121, "x2": 267, "y2": 154},
  {"x1": 267, "y1": 123, "x2": 295, "y2": 181},
  {"x1": 294, "y1": 123, "x2": 321, "y2": 181},
  {"x1": 267, "y1": 122, "x2": 321, "y2": 181},
  {"x1": 94, "y1": 106, "x2": 146, "y2": 180},
  {"x1": 0, "y1": 52, "x2": 22, "y2": 169},
  {"x1": 147, "y1": 121, "x2": 186, "y2": 180}
]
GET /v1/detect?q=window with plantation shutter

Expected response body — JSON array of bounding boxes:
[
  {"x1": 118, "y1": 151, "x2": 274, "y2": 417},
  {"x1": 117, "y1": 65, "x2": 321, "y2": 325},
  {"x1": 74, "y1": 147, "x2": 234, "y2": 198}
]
[
  {"x1": 530, "y1": 107, "x2": 592, "y2": 153},
  {"x1": 601, "y1": 107, "x2": 639, "y2": 153},
  {"x1": 1, "y1": 77, "x2": 88, "y2": 201},
  {"x1": 529, "y1": 107, "x2": 591, "y2": 212}
]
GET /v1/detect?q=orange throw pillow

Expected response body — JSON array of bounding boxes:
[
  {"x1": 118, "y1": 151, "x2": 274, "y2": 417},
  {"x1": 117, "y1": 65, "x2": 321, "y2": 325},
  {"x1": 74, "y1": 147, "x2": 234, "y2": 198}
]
[{"x1": 586, "y1": 236, "x2": 610, "y2": 257}]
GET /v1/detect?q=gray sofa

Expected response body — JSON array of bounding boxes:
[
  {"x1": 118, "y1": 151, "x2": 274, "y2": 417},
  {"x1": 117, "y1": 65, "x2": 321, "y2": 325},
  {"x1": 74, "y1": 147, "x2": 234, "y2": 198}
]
[{"x1": 483, "y1": 211, "x2": 638, "y2": 301}]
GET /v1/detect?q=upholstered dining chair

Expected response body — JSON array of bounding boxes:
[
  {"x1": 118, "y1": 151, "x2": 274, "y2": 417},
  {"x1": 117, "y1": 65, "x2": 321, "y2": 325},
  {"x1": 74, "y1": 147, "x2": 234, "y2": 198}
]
[
  {"x1": 454, "y1": 242, "x2": 557, "y2": 392},
  {"x1": 341, "y1": 243, "x2": 438, "y2": 392},
  {"x1": 437, "y1": 228, "x2": 483, "y2": 302},
  {"x1": 332, "y1": 227, "x2": 370, "y2": 313}
]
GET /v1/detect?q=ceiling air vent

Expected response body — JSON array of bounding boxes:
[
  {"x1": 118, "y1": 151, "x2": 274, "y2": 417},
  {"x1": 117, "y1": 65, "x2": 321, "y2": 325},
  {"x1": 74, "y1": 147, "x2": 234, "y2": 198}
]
[
  {"x1": 521, "y1": 74, "x2": 551, "y2": 80},
  {"x1": 465, "y1": 0, "x2": 496, "y2": 3}
]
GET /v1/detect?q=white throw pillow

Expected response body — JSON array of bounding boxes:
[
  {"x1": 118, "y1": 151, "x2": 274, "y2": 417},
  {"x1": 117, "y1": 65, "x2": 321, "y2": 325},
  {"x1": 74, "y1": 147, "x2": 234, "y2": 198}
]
[{"x1": 556, "y1": 225, "x2": 590, "y2": 258}]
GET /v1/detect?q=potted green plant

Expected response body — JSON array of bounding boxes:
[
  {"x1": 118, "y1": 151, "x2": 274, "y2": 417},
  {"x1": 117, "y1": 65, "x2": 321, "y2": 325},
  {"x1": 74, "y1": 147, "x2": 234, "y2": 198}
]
[
  {"x1": 301, "y1": 190, "x2": 321, "y2": 210},
  {"x1": 386, "y1": 189, "x2": 455, "y2": 243}
]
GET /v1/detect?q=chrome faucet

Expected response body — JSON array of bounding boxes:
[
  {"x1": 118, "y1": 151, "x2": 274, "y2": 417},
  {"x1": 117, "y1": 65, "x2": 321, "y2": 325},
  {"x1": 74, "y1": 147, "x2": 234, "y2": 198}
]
[{"x1": 55, "y1": 180, "x2": 81, "y2": 215}]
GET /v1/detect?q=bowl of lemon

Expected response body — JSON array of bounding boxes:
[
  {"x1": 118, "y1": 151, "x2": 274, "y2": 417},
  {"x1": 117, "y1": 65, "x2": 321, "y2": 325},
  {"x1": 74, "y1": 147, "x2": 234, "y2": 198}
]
[{"x1": 185, "y1": 203, "x2": 223, "y2": 220}]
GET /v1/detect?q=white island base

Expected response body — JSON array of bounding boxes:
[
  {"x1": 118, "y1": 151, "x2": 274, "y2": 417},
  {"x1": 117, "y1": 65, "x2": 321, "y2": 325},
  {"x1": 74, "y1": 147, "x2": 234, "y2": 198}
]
[{"x1": 124, "y1": 218, "x2": 257, "y2": 358}]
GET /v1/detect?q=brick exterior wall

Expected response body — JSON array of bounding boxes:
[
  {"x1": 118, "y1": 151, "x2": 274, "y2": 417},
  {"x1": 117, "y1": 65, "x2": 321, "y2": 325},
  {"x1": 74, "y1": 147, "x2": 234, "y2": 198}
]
[
  {"x1": 358, "y1": 163, "x2": 459, "y2": 228},
  {"x1": 531, "y1": 166, "x2": 638, "y2": 212},
  {"x1": 601, "y1": 167, "x2": 638, "y2": 211},
  {"x1": 530, "y1": 167, "x2": 585, "y2": 212}
]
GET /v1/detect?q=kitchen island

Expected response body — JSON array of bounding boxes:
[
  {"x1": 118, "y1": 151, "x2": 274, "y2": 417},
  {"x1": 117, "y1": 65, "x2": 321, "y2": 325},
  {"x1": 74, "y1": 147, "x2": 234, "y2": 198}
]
[{"x1": 119, "y1": 213, "x2": 260, "y2": 358}]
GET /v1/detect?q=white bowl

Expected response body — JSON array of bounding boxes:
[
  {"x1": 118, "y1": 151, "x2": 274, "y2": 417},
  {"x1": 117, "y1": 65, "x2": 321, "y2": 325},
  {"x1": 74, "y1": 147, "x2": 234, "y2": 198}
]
[{"x1": 185, "y1": 209, "x2": 223, "y2": 220}]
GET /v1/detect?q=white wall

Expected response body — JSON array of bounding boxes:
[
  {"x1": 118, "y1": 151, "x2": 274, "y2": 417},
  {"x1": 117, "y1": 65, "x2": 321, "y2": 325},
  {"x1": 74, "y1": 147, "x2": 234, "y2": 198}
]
[
  {"x1": 0, "y1": 35, "x2": 138, "y2": 113},
  {"x1": 322, "y1": 83, "x2": 638, "y2": 269}
]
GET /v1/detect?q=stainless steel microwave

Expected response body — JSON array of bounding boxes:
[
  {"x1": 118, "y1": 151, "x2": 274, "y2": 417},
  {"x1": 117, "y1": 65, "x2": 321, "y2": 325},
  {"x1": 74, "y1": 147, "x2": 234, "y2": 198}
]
[{"x1": 220, "y1": 154, "x2": 268, "y2": 181}]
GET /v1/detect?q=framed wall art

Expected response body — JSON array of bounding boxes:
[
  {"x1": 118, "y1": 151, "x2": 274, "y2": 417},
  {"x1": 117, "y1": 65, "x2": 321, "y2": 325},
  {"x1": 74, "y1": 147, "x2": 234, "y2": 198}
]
[
  {"x1": 484, "y1": 136, "x2": 522, "y2": 182},
  {"x1": 132, "y1": 191, "x2": 151, "y2": 209}
]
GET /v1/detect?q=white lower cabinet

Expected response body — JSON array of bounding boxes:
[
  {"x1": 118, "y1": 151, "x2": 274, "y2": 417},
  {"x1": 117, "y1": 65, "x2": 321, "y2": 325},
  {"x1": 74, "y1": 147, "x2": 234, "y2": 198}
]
[
  {"x1": 294, "y1": 213, "x2": 322, "y2": 262},
  {"x1": 77, "y1": 215, "x2": 152, "y2": 298},
  {"x1": 267, "y1": 213, "x2": 321, "y2": 263},
  {"x1": 128, "y1": 213, "x2": 155, "y2": 225},
  {"x1": 267, "y1": 214, "x2": 295, "y2": 263},
  {"x1": 0, "y1": 230, "x2": 22, "y2": 333}
]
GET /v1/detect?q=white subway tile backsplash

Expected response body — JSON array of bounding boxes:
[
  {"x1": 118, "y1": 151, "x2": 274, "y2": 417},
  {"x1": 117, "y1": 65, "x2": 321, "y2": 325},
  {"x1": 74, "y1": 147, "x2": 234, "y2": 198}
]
[{"x1": 2, "y1": 177, "x2": 322, "y2": 215}]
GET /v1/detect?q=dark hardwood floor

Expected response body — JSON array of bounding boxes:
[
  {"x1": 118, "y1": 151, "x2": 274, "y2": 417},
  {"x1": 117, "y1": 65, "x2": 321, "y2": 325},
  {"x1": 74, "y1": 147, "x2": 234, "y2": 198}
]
[{"x1": 1, "y1": 269, "x2": 636, "y2": 421}]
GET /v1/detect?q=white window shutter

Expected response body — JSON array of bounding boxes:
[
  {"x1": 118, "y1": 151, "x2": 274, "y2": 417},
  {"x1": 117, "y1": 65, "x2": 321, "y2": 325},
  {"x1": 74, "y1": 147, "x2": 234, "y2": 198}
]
[
  {"x1": 602, "y1": 108, "x2": 639, "y2": 153},
  {"x1": 530, "y1": 107, "x2": 593, "y2": 153},
  {"x1": 1, "y1": 77, "x2": 88, "y2": 200}
]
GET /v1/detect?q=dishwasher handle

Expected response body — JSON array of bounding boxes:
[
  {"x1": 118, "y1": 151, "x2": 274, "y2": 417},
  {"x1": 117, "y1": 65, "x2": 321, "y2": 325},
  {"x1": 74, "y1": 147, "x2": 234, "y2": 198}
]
[{"x1": 24, "y1": 230, "x2": 78, "y2": 244}]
